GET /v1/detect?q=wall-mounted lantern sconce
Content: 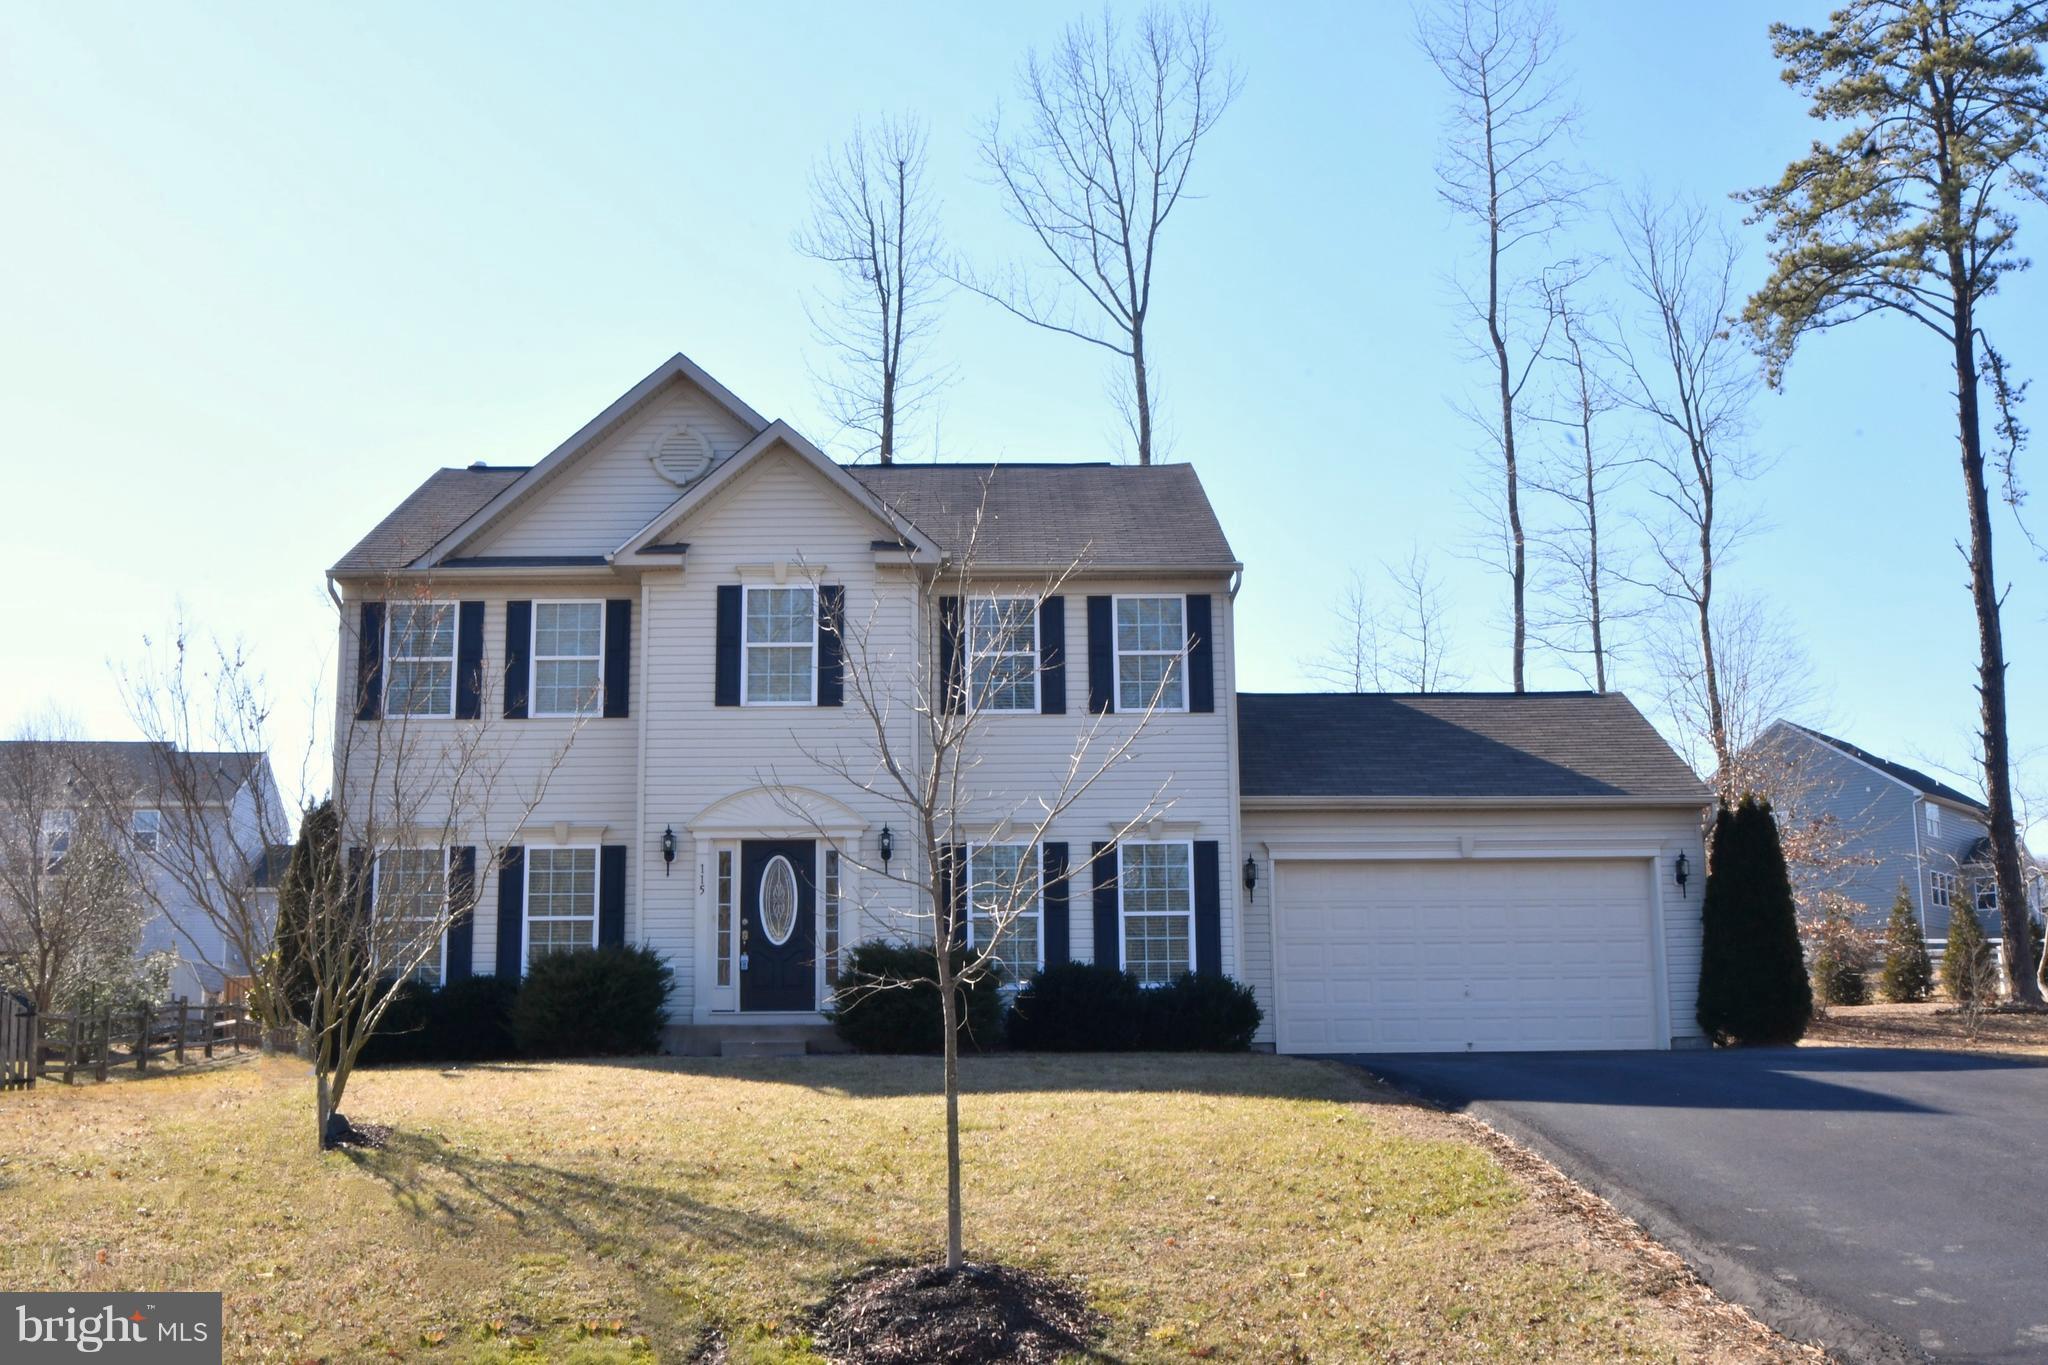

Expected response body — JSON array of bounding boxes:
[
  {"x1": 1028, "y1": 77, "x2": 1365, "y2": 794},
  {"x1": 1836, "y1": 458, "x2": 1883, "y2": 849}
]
[
  {"x1": 878, "y1": 824, "x2": 895, "y2": 870},
  {"x1": 661, "y1": 825, "x2": 677, "y2": 876},
  {"x1": 1242, "y1": 854, "x2": 1259, "y2": 902},
  {"x1": 1675, "y1": 851, "x2": 1690, "y2": 897}
]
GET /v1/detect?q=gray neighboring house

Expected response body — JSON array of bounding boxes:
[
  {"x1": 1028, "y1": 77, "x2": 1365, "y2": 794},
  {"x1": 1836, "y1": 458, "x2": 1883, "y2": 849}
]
[
  {"x1": 1743, "y1": 720, "x2": 2045, "y2": 949},
  {"x1": 1, "y1": 741, "x2": 287, "y2": 1003}
]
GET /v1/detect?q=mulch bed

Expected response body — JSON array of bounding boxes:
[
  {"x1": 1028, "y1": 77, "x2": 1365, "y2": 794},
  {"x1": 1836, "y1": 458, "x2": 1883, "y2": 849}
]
[
  {"x1": 812, "y1": 1261, "x2": 1103, "y2": 1365},
  {"x1": 322, "y1": 1116, "x2": 392, "y2": 1150}
]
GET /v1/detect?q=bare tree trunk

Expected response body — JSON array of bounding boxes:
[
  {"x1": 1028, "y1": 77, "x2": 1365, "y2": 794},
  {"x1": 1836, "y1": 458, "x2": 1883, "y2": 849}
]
[
  {"x1": 940, "y1": 970, "x2": 963, "y2": 1271},
  {"x1": 1485, "y1": 136, "x2": 1526, "y2": 691},
  {"x1": 1582, "y1": 406, "x2": 1606, "y2": 692},
  {"x1": 1131, "y1": 327, "x2": 1154, "y2": 467},
  {"x1": 1697, "y1": 505, "x2": 1728, "y2": 779}
]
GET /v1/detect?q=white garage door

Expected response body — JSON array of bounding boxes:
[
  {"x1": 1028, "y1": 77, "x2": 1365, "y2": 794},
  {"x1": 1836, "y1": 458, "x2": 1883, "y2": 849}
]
[{"x1": 1273, "y1": 858, "x2": 1661, "y2": 1054}]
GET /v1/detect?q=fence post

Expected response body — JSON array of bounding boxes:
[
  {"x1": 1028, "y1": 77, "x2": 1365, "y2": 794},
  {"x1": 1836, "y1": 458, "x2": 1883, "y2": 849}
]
[
  {"x1": 231, "y1": 1004, "x2": 243, "y2": 1054},
  {"x1": 95, "y1": 1009, "x2": 110, "y2": 1082},
  {"x1": 175, "y1": 1001, "x2": 187, "y2": 1066},
  {"x1": 202, "y1": 1005, "x2": 214, "y2": 1059},
  {"x1": 136, "y1": 1006, "x2": 148, "y2": 1073},
  {"x1": 64, "y1": 1015, "x2": 78, "y2": 1085}
]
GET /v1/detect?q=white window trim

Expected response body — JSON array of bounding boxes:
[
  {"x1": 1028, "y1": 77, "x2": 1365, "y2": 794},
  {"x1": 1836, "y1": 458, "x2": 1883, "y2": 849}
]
[
  {"x1": 374, "y1": 847, "x2": 451, "y2": 986},
  {"x1": 964, "y1": 841, "x2": 1044, "y2": 979},
  {"x1": 384, "y1": 600, "x2": 459, "y2": 719},
  {"x1": 42, "y1": 810, "x2": 73, "y2": 860},
  {"x1": 1930, "y1": 868, "x2": 1958, "y2": 909},
  {"x1": 1112, "y1": 593, "x2": 1189, "y2": 715},
  {"x1": 715, "y1": 847, "x2": 736, "y2": 990},
  {"x1": 131, "y1": 808, "x2": 162, "y2": 854},
  {"x1": 1975, "y1": 876, "x2": 1999, "y2": 914},
  {"x1": 523, "y1": 843, "x2": 601, "y2": 970},
  {"x1": 529, "y1": 599, "x2": 606, "y2": 719},
  {"x1": 741, "y1": 583, "x2": 820, "y2": 707},
  {"x1": 966, "y1": 596, "x2": 1039, "y2": 714},
  {"x1": 1116, "y1": 839, "x2": 1196, "y2": 985},
  {"x1": 823, "y1": 848, "x2": 843, "y2": 991},
  {"x1": 1926, "y1": 803, "x2": 1942, "y2": 836}
]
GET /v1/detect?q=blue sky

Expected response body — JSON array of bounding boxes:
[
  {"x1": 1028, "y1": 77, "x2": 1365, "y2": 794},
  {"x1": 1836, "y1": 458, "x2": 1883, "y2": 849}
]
[{"x1": 2, "y1": 0, "x2": 2043, "y2": 828}]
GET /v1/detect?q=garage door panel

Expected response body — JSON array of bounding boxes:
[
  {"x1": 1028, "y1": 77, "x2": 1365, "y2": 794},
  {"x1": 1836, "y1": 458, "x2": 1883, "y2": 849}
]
[{"x1": 1273, "y1": 858, "x2": 1660, "y2": 1054}]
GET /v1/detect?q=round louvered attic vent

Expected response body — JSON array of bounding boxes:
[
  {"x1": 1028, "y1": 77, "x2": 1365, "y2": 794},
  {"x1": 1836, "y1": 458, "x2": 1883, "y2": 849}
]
[{"x1": 650, "y1": 424, "x2": 713, "y2": 485}]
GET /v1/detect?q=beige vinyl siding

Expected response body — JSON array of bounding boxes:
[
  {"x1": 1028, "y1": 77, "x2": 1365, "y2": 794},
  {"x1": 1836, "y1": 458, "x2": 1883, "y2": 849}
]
[
  {"x1": 1240, "y1": 805, "x2": 1707, "y2": 1048},
  {"x1": 471, "y1": 383, "x2": 756, "y2": 557}
]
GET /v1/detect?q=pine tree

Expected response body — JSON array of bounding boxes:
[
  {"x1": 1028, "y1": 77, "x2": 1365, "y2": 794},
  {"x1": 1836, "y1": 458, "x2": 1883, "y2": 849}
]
[
  {"x1": 1878, "y1": 880, "x2": 1934, "y2": 1004},
  {"x1": 1697, "y1": 795, "x2": 1813, "y2": 1045},
  {"x1": 1941, "y1": 879, "x2": 1996, "y2": 1006}
]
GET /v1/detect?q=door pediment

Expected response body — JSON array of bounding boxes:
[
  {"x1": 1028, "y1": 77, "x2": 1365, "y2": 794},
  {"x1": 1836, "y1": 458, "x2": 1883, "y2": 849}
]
[{"x1": 689, "y1": 786, "x2": 867, "y2": 838}]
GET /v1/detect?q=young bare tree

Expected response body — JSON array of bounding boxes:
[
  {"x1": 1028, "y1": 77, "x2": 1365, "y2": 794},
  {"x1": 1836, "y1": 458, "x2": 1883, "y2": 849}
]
[
  {"x1": 960, "y1": 4, "x2": 1240, "y2": 464},
  {"x1": 1608, "y1": 195, "x2": 1765, "y2": 779},
  {"x1": 1307, "y1": 553, "x2": 1466, "y2": 694},
  {"x1": 1741, "y1": 0, "x2": 2048, "y2": 1003},
  {"x1": 114, "y1": 621, "x2": 295, "y2": 1038},
  {"x1": 1302, "y1": 569, "x2": 1388, "y2": 692},
  {"x1": 1650, "y1": 593, "x2": 1815, "y2": 796},
  {"x1": 0, "y1": 717, "x2": 154, "y2": 1013},
  {"x1": 795, "y1": 115, "x2": 947, "y2": 464},
  {"x1": 1421, "y1": 0, "x2": 1588, "y2": 690},
  {"x1": 775, "y1": 482, "x2": 1180, "y2": 1272}
]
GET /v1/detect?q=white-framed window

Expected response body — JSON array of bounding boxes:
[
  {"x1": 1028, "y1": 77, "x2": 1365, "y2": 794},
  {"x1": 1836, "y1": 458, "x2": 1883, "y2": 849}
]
[
  {"x1": 743, "y1": 585, "x2": 817, "y2": 706},
  {"x1": 716, "y1": 849, "x2": 735, "y2": 988},
  {"x1": 385, "y1": 601, "x2": 457, "y2": 717},
  {"x1": 131, "y1": 809, "x2": 161, "y2": 853},
  {"x1": 966, "y1": 842, "x2": 1042, "y2": 986},
  {"x1": 376, "y1": 848, "x2": 449, "y2": 984},
  {"x1": 525, "y1": 846, "x2": 598, "y2": 966},
  {"x1": 531, "y1": 601, "x2": 604, "y2": 717},
  {"x1": 967, "y1": 597, "x2": 1038, "y2": 713},
  {"x1": 1930, "y1": 869, "x2": 1959, "y2": 910},
  {"x1": 1926, "y1": 804, "x2": 1942, "y2": 837},
  {"x1": 823, "y1": 849, "x2": 843, "y2": 989},
  {"x1": 1119, "y1": 840, "x2": 1194, "y2": 986},
  {"x1": 1114, "y1": 595, "x2": 1186, "y2": 713},
  {"x1": 1975, "y1": 877, "x2": 1999, "y2": 914},
  {"x1": 41, "y1": 810, "x2": 73, "y2": 863}
]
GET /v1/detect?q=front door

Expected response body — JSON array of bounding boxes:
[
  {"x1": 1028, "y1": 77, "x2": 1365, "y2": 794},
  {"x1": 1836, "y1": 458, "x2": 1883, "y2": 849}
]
[{"x1": 740, "y1": 839, "x2": 816, "y2": 1012}]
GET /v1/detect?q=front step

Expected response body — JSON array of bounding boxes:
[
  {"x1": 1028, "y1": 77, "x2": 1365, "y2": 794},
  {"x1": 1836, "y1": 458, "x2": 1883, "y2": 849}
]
[
  {"x1": 718, "y1": 1037, "x2": 808, "y2": 1059},
  {"x1": 665, "y1": 1022, "x2": 848, "y2": 1057}
]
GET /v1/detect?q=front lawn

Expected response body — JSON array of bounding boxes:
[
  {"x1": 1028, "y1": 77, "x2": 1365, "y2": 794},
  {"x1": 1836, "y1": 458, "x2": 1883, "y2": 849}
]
[{"x1": 0, "y1": 1054, "x2": 1795, "y2": 1362}]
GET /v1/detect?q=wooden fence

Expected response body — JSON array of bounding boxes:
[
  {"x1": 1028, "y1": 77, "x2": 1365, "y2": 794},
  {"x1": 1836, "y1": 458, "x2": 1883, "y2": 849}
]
[{"x1": 0, "y1": 995, "x2": 260, "y2": 1090}]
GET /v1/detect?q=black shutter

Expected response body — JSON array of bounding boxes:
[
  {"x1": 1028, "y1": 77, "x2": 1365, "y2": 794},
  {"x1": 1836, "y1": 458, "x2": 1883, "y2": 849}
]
[
  {"x1": 1042, "y1": 842, "x2": 1070, "y2": 965},
  {"x1": 503, "y1": 601, "x2": 532, "y2": 719},
  {"x1": 937, "y1": 596, "x2": 963, "y2": 714},
  {"x1": 715, "y1": 585, "x2": 742, "y2": 706},
  {"x1": 1087, "y1": 595, "x2": 1113, "y2": 715},
  {"x1": 495, "y1": 846, "x2": 525, "y2": 978},
  {"x1": 818, "y1": 585, "x2": 845, "y2": 707},
  {"x1": 455, "y1": 601, "x2": 485, "y2": 720},
  {"x1": 603, "y1": 599, "x2": 632, "y2": 718},
  {"x1": 355, "y1": 603, "x2": 385, "y2": 721},
  {"x1": 1193, "y1": 840, "x2": 1221, "y2": 977},
  {"x1": 598, "y1": 844, "x2": 627, "y2": 947},
  {"x1": 1187, "y1": 594, "x2": 1214, "y2": 714},
  {"x1": 446, "y1": 846, "x2": 477, "y2": 980},
  {"x1": 1038, "y1": 596, "x2": 1066, "y2": 715},
  {"x1": 1091, "y1": 841, "x2": 1119, "y2": 969}
]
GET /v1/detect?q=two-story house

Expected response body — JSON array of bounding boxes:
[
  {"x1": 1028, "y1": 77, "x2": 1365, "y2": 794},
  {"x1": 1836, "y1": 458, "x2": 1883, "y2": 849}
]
[
  {"x1": 1742, "y1": 720, "x2": 2045, "y2": 952},
  {"x1": 330, "y1": 353, "x2": 1712, "y2": 1055}
]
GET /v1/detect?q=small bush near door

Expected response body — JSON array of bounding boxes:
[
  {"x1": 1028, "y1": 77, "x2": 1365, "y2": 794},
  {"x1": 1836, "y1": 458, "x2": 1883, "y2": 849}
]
[
  {"x1": 1139, "y1": 972, "x2": 1263, "y2": 1051},
  {"x1": 826, "y1": 940, "x2": 1007, "y2": 1054},
  {"x1": 513, "y1": 945, "x2": 673, "y2": 1057},
  {"x1": 1006, "y1": 963, "x2": 1263, "y2": 1051},
  {"x1": 356, "y1": 974, "x2": 521, "y2": 1065}
]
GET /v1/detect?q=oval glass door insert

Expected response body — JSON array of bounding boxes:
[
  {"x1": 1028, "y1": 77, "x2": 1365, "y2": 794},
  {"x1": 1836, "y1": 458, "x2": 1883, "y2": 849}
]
[{"x1": 760, "y1": 855, "x2": 798, "y2": 946}]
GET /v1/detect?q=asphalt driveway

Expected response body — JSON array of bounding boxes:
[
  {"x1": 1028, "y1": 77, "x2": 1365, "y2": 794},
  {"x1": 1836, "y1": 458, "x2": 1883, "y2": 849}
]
[{"x1": 1342, "y1": 1047, "x2": 2048, "y2": 1364}]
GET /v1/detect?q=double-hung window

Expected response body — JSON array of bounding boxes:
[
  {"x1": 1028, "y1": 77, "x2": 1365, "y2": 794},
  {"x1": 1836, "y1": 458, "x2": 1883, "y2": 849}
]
[
  {"x1": 378, "y1": 848, "x2": 449, "y2": 984},
  {"x1": 532, "y1": 602, "x2": 604, "y2": 717},
  {"x1": 1926, "y1": 804, "x2": 1943, "y2": 838},
  {"x1": 1930, "y1": 869, "x2": 1958, "y2": 910},
  {"x1": 744, "y1": 586, "x2": 816, "y2": 705},
  {"x1": 525, "y1": 846, "x2": 598, "y2": 966},
  {"x1": 131, "y1": 809, "x2": 161, "y2": 853},
  {"x1": 966, "y1": 843, "x2": 1040, "y2": 985},
  {"x1": 385, "y1": 602, "x2": 457, "y2": 717},
  {"x1": 42, "y1": 811, "x2": 73, "y2": 864},
  {"x1": 1975, "y1": 877, "x2": 1999, "y2": 914},
  {"x1": 1115, "y1": 596, "x2": 1186, "y2": 712},
  {"x1": 967, "y1": 597, "x2": 1037, "y2": 713},
  {"x1": 1120, "y1": 841, "x2": 1194, "y2": 986}
]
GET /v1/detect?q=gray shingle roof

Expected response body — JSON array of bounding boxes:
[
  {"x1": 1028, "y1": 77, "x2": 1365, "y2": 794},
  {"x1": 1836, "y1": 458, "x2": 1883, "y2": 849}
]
[
  {"x1": 1780, "y1": 722, "x2": 1988, "y2": 816},
  {"x1": 332, "y1": 467, "x2": 525, "y2": 574},
  {"x1": 852, "y1": 463, "x2": 1237, "y2": 569},
  {"x1": 0, "y1": 741, "x2": 266, "y2": 805},
  {"x1": 1239, "y1": 692, "x2": 1710, "y2": 802}
]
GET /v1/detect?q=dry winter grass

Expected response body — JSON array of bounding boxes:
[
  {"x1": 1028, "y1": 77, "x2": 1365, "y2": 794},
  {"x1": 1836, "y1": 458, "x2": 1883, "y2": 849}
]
[
  {"x1": 0, "y1": 1053, "x2": 1807, "y2": 1363},
  {"x1": 1806, "y1": 999, "x2": 2048, "y2": 1056}
]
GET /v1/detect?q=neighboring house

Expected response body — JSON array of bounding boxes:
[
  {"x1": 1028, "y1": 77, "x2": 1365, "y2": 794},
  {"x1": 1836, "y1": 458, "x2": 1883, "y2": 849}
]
[
  {"x1": 328, "y1": 351, "x2": 1711, "y2": 1055},
  {"x1": 0, "y1": 740, "x2": 286, "y2": 1003},
  {"x1": 1740, "y1": 720, "x2": 2045, "y2": 949}
]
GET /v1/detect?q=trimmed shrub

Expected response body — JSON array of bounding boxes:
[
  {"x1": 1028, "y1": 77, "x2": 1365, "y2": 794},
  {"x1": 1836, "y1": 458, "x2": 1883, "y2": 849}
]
[
  {"x1": 1879, "y1": 881, "x2": 1935, "y2": 1004},
  {"x1": 356, "y1": 977, "x2": 436, "y2": 1065},
  {"x1": 1138, "y1": 972, "x2": 1263, "y2": 1051},
  {"x1": 1940, "y1": 882, "x2": 1997, "y2": 1006},
  {"x1": 426, "y1": 974, "x2": 521, "y2": 1061},
  {"x1": 512, "y1": 945, "x2": 672, "y2": 1057},
  {"x1": 1696, "y1": 796, "x2": 1813, "y2": 1046},
  {"x1": 827, "y1": 940, "x2": 1006, "y2": 1054},
  {"x1": 1006, "y1": 962, "x2": 1143, "y2": 1051}
]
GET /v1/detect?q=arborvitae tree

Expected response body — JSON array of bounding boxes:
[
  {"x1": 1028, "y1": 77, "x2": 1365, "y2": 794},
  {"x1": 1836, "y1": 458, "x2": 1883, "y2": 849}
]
[
  {"x1": 1879, "y1": 881, "x2": 1934, "y2": 1004},
  {"x1": 1697, "y1": 795, "x2": 1813, "y2": 1045},
  {"x1": 273, "y1": 799, "x2": 341, "y2": 1029},
  {"x1": 1940, "y1": 879, "x2": 1996, "y2": 1006}
]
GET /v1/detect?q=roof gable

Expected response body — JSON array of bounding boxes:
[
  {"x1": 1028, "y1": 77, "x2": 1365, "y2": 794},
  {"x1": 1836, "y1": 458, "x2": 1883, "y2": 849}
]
[{"x1": 1773, "y1": 721, "x2": 1988, "y2": 816}]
